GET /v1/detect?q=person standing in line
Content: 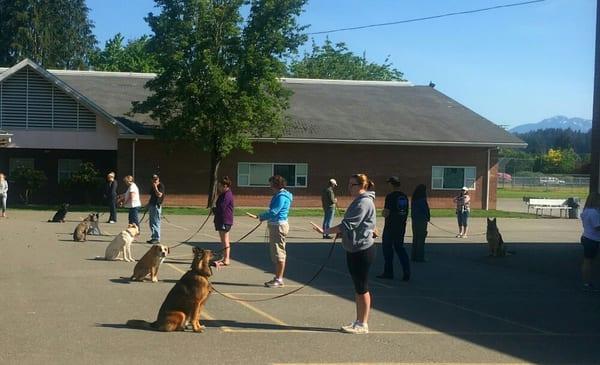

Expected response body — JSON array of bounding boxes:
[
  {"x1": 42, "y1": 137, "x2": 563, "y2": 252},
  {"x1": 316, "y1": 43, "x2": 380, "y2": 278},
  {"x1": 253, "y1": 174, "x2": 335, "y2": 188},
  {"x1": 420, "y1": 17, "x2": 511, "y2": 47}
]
[
  {"x1": 411, "y1": 184, "x2": 430, "y2": 262},
  {"x1": 580, "y1": 192, "x2": 600, "y2": 292},
  {"x1": 376, "y1": 176, "x2": 410, "y2": 281},
  {"x1": 313, "y1": 173, "x2": 376, "y2": 334},
  {"x1": 252, "y1": 175, "x2": 293, "y2": 288},
  {"x1": 103, "y1": 172, "x2": 118, "y2": 223},
  {"x1": 147, "y1": 174, "x2": 165, "y2": 244},
  {"x1": 453, "y1": 187, "x2": 471, "y2": 238},
  {"x1": 213, "y1": 176, "x2": 234, "y2": 266},
  {"x1": 321, "y1": 178, "x2": 338, "y2": 239},
  {"x1": 119, "y1": 175, "x2": 142, "y2": 228},
  {"x1": 0, "y1": 172, "x2": 8, "y2": 218}
]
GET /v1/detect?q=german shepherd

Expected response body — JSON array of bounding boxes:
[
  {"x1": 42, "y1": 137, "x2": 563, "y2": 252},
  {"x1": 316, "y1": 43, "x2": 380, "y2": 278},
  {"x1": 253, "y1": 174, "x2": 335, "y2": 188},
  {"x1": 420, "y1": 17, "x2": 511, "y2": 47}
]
[
  {"x1": 486, "y1": 218, "x2": 506, "y2": 257},
  {"x1": 126, "y1": 248, "x2": 213, "y2": 332}
]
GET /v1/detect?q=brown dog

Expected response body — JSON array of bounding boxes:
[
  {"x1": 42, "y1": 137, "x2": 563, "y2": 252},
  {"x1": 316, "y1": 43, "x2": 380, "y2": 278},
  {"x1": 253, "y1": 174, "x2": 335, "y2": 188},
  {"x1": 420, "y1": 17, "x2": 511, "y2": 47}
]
[
  {"x1": 127, "y1": 248, "x2": 213, "y2": 332},
  {"x1": 130, "y1": 244, "x2": 170, "y2": 282},
  {"x1": 72, "y1": 213, "x2": 96, "y2": 241},
  {"x1": 486, "y1": 218, "x2": 506, "y2": 257}
]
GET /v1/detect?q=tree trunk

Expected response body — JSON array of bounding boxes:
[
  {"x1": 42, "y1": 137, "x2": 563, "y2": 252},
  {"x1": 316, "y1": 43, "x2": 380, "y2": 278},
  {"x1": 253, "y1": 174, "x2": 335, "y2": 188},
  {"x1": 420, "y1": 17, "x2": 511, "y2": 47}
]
[{"x1": 207, "y1": 151, "x2": 222, "y2": 208}]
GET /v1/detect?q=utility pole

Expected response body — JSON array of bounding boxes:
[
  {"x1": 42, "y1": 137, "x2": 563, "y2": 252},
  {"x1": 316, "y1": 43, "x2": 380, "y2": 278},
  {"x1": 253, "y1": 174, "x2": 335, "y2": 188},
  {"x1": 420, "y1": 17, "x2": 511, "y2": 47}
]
[{"x1": 592, "y1": 0, "x2": 600, "y2": 193}]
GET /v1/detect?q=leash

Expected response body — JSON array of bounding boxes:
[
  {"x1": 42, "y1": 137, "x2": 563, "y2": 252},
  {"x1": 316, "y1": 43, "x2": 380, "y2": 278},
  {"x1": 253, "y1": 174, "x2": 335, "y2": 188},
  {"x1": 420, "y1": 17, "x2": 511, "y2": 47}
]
[
  {"x1": 210, "y1": 236, "x2": 337, "y2": 303},
  {"x1": 167, "y1": 210, "x2": 213, "y2": 250},
  {"x1": 428, "y1": 220, "x2": 487, "y2": 237}
]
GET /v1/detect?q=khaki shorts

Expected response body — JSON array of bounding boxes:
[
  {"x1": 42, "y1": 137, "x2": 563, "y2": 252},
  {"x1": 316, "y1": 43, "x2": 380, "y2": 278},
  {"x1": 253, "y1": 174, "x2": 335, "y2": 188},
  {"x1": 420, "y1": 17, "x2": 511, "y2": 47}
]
[{"x1": 268, "y1": 222, "x2": 289, "y2": 263}]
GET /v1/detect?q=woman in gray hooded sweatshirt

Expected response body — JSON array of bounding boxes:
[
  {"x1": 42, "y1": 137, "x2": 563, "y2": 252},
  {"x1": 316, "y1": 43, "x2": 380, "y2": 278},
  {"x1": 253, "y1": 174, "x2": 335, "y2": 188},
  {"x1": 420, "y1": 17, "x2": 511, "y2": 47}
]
[{"x1": 314, "y1": 173, "x2": 376, "y2": 334}]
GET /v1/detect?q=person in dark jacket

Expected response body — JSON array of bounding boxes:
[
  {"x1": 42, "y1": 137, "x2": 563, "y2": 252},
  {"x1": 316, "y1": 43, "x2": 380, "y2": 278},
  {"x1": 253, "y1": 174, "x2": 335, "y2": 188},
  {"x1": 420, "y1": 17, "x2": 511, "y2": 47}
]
[
  {"x1": 376, "y1": 176, "x2": 410, "y2": 281},
  {"x1": 214, "y1": 176, "x2": 234, "y2": 266},
  {"x1": 321, "y1": 178, "x2": 338, "y2": 239},
  {"x1": 103, "y1": 172, "x2": 118, "y2": 223},
  {"x1": 147, "y1": 174, "x2": 165, "y2": 244},
  {"x1": 411, "y1": 184, "x2": 430, "y2": 262}
]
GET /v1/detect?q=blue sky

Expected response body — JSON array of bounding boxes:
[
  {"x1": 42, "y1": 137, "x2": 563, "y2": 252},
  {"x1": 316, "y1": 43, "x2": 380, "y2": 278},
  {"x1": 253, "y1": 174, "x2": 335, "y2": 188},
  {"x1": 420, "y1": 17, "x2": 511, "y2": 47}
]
[{"x1": 86, "y1": 0, "x2": 595, "y2": 128}]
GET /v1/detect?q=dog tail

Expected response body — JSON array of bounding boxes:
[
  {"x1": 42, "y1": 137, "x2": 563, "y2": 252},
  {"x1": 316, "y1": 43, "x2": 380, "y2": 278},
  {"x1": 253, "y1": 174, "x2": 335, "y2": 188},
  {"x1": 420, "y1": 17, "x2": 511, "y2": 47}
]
[{"x1": 126, "y1": 319, "x2": 155, "y2": 330}]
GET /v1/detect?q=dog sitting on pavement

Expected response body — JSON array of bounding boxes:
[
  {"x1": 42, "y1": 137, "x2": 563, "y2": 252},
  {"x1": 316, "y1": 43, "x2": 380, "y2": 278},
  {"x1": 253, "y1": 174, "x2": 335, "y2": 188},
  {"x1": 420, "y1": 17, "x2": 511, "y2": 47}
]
[
  {"x1": 130, "y1": 244, "x2": 170, "y2": 282},
  {"x1": 72, "y1": 213, "x2": 97, "y2": 242},
  {"x1": 486, "y1": 218, "x2": 506, "y2": 257},
  {"x1": 86, "y1": 213, "x2": 101, "y2": 235},
  {"x1": 48, "y1": 203, "x2": 69, "y2": 223},
  {"x1": 98, "y1": 223, "x2": 139, "y2": 262},
  {"x1": 126, "y1": 247, "x2": 213, "y2": 332}
]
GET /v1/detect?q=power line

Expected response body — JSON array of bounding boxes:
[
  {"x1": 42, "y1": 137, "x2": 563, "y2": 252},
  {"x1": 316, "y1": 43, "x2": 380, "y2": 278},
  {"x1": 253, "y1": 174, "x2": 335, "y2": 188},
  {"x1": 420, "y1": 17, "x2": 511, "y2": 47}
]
[{"x1": 307, "y1": 0, "x2": 547, "y2": 35}]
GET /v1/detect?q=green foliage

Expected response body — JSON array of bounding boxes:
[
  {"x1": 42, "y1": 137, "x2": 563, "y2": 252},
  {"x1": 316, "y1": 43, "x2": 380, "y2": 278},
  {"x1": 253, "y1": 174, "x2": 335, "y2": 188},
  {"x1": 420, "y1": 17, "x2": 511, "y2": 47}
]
[
  {"x1": 90, "y1": 33, "x2": 159, "y2": 73},
  {"x1": 288, "y1": 38, "x2": 405, "y2": 81},
  {"x1": 70, "y1": 162, "x2": 99, "y2": 185},
  {"x1": 535, "y1": 148, "x2": 581, "y2": 174},
  {"x1": 514, "y1": 128, "x2": 591, "y2": 154},
  {"x1": 11, "y1": 166, "x2": 47, "y2": 204},
  {"x1": 133, "y1": 0, "x2": 307, "y2": 206},
  {"x1": 0, "y1": 0, "x2": 97, "y2": 68}
]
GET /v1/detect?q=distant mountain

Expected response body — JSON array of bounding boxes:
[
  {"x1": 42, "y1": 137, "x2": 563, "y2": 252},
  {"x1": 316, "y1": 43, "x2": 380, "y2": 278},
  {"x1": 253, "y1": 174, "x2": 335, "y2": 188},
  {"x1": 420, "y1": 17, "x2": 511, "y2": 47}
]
[{"x1": 509, "y1": 115, "x2": 591, "y2": 133}]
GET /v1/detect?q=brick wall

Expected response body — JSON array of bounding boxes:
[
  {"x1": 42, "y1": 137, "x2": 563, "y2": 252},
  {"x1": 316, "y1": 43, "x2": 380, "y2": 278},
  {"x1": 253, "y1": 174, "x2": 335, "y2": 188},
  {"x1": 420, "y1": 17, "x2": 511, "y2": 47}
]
[{"x1": 117, "y1": 139, "x2": 498, "y2": 209}]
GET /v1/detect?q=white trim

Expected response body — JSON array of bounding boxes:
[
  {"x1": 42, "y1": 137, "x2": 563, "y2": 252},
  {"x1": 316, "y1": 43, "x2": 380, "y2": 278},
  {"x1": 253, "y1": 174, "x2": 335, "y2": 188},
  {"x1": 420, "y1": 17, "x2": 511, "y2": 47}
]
[
  {"x1": 486, "y1": 149, "x2": 491, "y2": 210},
  {"x1": 237, "y1": 162, "x2": 308, "y2": 188},
  {"x1": 281, "y1": 77, "x2": 413, "y2": 87},
  {"x1": 431, "y1": 166, "x2": 477, "y2": 191},
  {"x1": 252, "y1": 137, "x2": 527, "y2": 148}
]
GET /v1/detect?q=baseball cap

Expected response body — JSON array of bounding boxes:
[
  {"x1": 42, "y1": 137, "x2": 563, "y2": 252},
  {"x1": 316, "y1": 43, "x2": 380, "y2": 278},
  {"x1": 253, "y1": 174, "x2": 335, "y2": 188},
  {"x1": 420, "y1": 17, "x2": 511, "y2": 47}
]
[
  {"x1": 329, "y1": 178, "x2": 337, "y2": 186},
  {"x1": 386, "y1": 176, "x2": 401, "y2": 185}
]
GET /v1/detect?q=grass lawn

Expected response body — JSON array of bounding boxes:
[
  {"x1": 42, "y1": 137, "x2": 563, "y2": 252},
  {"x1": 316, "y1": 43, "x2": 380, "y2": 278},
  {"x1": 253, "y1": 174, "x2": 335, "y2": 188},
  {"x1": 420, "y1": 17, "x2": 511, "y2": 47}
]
[
  {"x1": 10, "y1": 204, "x2": 537, "y2": 219},
  {"x1": 497, "y1": 186, "x2": 588, "y2": 199}
]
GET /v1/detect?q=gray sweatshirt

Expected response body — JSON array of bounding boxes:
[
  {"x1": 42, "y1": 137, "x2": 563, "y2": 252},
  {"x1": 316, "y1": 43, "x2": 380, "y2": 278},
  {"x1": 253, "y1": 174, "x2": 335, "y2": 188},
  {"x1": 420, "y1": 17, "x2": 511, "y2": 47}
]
[
  {"x1": 0, "y1": 180, "x2": 7, "y2": 196},
  {"x1": 340, "y1": 191, "x2": 376, "y2": 253}
]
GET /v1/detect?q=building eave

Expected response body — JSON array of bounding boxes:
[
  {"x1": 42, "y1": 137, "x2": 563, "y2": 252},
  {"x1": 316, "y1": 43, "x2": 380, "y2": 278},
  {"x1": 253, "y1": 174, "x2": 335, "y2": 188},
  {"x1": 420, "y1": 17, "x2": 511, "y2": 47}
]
[{"x1": 252, "y1": 137, "x2": 527, "y2": 148}]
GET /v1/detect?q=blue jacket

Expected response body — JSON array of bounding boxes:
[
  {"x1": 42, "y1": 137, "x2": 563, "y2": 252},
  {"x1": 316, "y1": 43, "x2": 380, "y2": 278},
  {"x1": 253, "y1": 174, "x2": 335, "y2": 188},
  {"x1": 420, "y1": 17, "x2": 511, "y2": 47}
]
[{"x1": 259, "y1": 189, "x2": 293, "y2": 223}]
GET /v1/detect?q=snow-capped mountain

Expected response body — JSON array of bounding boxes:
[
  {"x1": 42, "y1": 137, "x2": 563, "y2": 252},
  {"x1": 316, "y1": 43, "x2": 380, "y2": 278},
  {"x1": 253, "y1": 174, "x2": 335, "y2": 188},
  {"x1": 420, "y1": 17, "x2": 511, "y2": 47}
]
[{"x1": 509, "y1": 116, "x2": 591, "y2": 133}]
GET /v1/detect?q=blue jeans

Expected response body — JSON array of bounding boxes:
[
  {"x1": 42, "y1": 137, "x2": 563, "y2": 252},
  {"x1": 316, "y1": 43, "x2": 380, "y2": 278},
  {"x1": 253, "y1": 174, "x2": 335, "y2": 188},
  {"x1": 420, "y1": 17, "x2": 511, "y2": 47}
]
[
  {"x1": 322, "y1": 206, "x2": 335, "y2": 234},
  {"x1": 128, "y1": 207, "x2": 140, "y2": 227},
  {"x1": 149, "y1": 204, "x2": 162, "y2": 241},
  {"x1": 381, "y1": 225, "x2": 410, "y2": 278}
]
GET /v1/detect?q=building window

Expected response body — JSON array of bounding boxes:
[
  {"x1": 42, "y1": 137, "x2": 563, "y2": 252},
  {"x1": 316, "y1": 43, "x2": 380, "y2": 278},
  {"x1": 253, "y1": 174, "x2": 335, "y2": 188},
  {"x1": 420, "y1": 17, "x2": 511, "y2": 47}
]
[
  {"x1": 58, "y1": 159, "x2": 82, "y2": 183},
  {"x1": 9, "y1": 158, "x2": 34, "y2": 175},
  {"x1": 238, "y1": 162, "x2": 308, "y2": 187},
  {"x1": 432, "y1": 166, "x2": 476, "y2": 190}
]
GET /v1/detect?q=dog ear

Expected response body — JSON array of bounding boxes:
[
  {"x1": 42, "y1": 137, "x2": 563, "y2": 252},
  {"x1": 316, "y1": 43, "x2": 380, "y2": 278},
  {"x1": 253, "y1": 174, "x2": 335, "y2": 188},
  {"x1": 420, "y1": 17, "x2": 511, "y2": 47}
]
[{"x1": 487, "y1": 217, "x2": 491, "y2": 222}]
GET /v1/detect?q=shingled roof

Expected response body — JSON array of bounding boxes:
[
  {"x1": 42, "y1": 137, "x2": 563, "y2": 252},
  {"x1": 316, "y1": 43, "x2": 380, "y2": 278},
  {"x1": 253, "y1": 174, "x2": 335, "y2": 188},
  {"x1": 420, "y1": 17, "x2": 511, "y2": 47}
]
[{"x1": 0, "y1": 62, "x2": 525, "y2": 147}]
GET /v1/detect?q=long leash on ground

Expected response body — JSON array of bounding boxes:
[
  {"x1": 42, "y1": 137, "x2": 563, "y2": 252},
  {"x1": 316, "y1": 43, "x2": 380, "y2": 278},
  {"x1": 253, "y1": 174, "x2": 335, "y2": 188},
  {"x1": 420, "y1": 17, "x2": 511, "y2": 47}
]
[
  {"x1": 210, "y1": 233, "x2": 337, "y2": 303},
  {"x1": 167, "y1": 210, "x2": 214, "y2": 250},
  {"x1": 428, "y1": 220, "x2": 487, "y2": 237}
]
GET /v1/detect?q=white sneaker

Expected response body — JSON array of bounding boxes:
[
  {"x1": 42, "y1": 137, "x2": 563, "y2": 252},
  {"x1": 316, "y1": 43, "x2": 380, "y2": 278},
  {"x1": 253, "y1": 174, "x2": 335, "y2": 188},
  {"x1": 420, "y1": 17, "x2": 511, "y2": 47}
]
[{"x1": 340, "y1": 321, "x2": 369, "y2": 334}]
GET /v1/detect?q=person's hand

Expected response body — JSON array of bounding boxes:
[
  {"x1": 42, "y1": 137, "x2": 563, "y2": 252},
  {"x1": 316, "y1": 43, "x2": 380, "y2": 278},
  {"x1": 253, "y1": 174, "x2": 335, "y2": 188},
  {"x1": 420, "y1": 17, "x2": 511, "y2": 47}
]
[{"x1": 372, "y1": 228, "x2": 380, "y2": 239}]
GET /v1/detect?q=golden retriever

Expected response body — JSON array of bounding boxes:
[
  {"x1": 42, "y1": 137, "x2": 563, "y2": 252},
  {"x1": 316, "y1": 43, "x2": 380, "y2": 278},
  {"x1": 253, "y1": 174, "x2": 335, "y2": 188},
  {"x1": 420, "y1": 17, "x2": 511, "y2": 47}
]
[
  {"x1": 127, "y1": 248, "x2": 213, "y2": 332},
  {"x1": 130, "y1": 244, "x2": 170, "y2": 282},
  {"x1": 102, "y1": 224, "x2": 139, "y2": 262}
]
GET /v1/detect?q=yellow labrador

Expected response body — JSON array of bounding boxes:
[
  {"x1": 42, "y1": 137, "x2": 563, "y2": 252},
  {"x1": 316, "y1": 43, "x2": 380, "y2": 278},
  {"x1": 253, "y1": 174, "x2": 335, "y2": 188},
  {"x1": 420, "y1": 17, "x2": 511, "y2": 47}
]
[{"x1": 102, "y1": 224, "x2": 139, "y2": 262}]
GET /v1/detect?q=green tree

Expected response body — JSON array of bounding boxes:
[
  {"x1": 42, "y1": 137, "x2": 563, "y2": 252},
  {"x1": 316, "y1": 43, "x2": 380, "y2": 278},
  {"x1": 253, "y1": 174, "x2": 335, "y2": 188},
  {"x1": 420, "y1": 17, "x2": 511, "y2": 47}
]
[
  {"x1": 133, "y1": 0, "x2": 307, "y2": 207},
  {"x1": 288, "y1": 38, "x2": 405, "y2": 81},
  {"x1": 0, "y1": 0, "x2": 96, "y2": 68},
  {"x1": 90, "y1": 33, "x2": 159, "y2": 73},
  {"x1": 11, "y1": 166, "x2": 47, "y2": 204}
]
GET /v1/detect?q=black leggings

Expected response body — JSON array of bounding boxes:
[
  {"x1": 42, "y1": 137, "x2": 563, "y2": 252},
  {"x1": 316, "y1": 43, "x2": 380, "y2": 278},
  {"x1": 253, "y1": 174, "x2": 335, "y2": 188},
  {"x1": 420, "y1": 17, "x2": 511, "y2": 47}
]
[{"x1": 346, "y1": 245, "x2": 376, "y2": 295}]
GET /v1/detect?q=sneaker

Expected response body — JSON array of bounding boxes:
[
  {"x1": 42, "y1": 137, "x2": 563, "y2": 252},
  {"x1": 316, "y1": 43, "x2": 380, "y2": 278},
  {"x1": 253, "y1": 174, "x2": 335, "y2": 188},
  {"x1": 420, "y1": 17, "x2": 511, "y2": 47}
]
[
  {"x1": 341, "y1": 321, "x2": 369, "y2": 334},
  {"x1": 146, "y1": 239, "x2": 159, "y2": 244},
  {"x1": 456, "y1": 234, "x2": 462, "y2": 238},
  {"x1": 462, "y1": 235, "x2": 468, "y2": 239},
  {"x1": 264, "y1": 278, "x2": 284, "y2": 288},
  {"x1": 107, "y1": 220, "x2": 116, "y2": 224}
]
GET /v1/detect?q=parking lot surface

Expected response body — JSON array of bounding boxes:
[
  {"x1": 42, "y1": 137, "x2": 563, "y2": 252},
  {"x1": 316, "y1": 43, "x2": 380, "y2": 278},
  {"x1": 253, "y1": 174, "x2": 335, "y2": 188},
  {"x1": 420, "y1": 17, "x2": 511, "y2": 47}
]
[{"x1": 0, "y1": 210, "x2": 598, "y2": 364}]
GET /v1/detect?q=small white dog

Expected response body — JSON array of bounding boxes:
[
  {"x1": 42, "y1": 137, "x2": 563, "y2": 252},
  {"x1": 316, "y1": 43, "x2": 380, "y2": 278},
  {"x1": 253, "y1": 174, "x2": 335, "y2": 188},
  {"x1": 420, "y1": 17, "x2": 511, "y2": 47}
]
[{"x1": 101, "y1": 224, "x2": 139, "y2": 262}]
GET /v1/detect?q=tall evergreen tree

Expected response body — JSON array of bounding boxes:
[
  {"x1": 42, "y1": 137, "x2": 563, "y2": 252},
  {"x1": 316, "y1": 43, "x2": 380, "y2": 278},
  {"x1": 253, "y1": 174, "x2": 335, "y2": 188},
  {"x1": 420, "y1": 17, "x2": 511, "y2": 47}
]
[
  {"x1": 133, "y1": 0, "x2": 307, "y2": 207},
  {"x1": 0, "y1": 0, "x2": 96, "y2": 68}
]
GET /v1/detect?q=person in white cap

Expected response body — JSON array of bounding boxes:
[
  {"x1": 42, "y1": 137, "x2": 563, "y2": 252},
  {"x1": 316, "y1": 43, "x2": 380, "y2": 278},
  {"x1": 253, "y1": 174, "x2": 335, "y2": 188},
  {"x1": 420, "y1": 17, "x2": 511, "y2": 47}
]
[
  {"x1": 453, "y1": 187, "x2": 471, "y2": 238},
  {"x1": 321, "y1": 178, "x2": 338, "y2": 239}
]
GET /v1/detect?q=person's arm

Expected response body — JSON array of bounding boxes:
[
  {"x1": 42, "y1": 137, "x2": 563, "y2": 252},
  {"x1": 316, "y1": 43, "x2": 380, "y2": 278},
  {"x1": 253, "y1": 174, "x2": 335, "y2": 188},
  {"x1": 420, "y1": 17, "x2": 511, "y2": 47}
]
[
  {"x1": 153, "y1": 183, "x2": 164, "y2": 198},
  {"x1": 327, "y1": 189, "x2": 335, "y2": 206},
  {"x1": 424, "y1": 200, "x2": 431, "y2": 222},
  {"x1": 258, "y1": 194, "x2": 284, "y2": 221}
]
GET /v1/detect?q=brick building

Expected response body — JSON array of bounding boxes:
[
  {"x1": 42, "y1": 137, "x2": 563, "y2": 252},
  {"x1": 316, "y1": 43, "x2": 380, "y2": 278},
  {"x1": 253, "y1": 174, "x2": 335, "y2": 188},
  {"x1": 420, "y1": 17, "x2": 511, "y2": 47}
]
[{"x1": 0, "y1": 59, "x2": 525, "y2": 208}]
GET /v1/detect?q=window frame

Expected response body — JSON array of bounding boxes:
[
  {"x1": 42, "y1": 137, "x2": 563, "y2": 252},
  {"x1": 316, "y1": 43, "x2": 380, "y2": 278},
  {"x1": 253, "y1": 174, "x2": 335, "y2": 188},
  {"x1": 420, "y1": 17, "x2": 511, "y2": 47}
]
[
  {"x1": 57, "y1": 159, "x2": 82, "y2": 183},
  {"x1": 431, "y1": 166, "x2": 476, "y2": 190},
  {"x1": 9, "y1": 157, "x2": 35, "y2": 175},
  {"x1": 237, "y1": 162, "x2": 308, "y2": 188}
]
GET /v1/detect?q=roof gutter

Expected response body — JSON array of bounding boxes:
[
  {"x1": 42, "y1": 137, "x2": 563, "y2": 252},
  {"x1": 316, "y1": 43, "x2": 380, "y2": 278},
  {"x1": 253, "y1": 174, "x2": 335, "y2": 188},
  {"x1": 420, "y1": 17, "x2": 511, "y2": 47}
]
[{"x1": 252, "y1": 137, "x2": 527, "y2": 148}]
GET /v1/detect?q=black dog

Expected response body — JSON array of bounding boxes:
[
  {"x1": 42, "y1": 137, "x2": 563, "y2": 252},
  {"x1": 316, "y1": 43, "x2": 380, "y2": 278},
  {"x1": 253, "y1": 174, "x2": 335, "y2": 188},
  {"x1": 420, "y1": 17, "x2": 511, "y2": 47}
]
[{"x1": 48, "y1": 203, "x2": 69, "y2": 223}]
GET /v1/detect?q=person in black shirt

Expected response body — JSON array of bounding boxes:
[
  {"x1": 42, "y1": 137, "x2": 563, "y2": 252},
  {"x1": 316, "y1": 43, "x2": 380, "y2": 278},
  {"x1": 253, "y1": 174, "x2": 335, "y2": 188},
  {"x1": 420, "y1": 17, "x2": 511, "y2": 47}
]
[
  {"x1": 103, "y1": 172, "x2": 118, "y2": 223},
  {"x1": 147, "y1": 174, "x2": 165, "y2": 244},
  {"x1": 376, "y1": 176, "x2": 410, "y2": 281}
]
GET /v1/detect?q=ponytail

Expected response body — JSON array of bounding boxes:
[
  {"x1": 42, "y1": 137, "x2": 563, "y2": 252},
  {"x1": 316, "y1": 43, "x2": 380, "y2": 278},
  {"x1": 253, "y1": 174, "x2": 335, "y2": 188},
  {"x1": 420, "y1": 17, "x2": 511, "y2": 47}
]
[{"x1": 352, "y1": 173, "x2": 374, "y2": 190}]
